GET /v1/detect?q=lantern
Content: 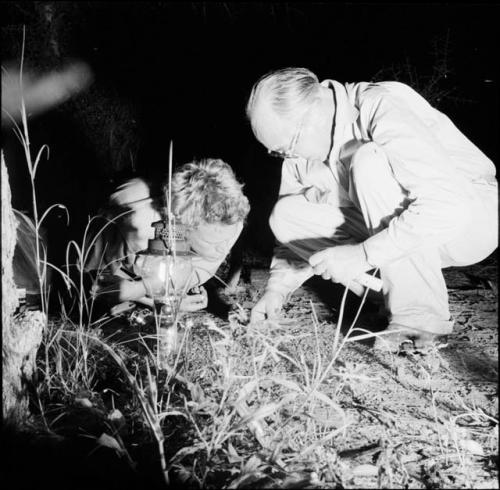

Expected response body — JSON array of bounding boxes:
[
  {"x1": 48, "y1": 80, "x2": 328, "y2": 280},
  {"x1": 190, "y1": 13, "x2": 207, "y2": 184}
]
[{"x1": 135, "y1": 217, "x2": 194, "y2": 369}]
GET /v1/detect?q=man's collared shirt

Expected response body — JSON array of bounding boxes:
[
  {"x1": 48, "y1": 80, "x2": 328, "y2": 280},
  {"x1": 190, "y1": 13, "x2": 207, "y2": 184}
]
[{"x1": 266, "y1": 79, "x2": 497, "y2": 297}]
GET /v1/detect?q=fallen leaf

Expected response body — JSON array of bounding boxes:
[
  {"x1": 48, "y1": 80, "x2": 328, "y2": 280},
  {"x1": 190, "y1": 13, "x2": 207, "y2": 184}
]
[
  {"x1": 241, "y1": 454, "x2": 263, "y2": 474},
  {"x1": 108, "y1": 408, "x2": 124, "y2": 421},
  {"x1": 226, "y1": 441, "x2": 242, "y2": 464},
  {"x1": 228, "y1": 471, "x2": 268, "y2": 489},
  {"x1": 167, "y1": 443, "x2": 206, "y2": 468},
  {"x1": 74, "y1": 397, "x2": 93, "y2": 408},
  {"x1": 352, "y1": 464, "x2": 378, "y2": 477},
  {"x1": 235, "y1": 380, "x2": 259, "y2": 405},
  {"x1": 107, "y1": 408, "x2": 125, "y2": 429},
  {"x1": 281, "y1": 472, "x2": 315, "y2": 488},
  {"x1": 460, "y1": 439, "x2": 484, "y2": 456},
  {"x1": 96, "y1": 433, "x2": 125, "y2": 455}
]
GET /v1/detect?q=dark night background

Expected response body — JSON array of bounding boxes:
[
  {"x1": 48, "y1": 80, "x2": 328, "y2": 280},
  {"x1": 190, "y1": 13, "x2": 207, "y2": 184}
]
[
  {"x1": 2, "y1": 1, "x2": 499, "y2": 267},
  {"x1": 1, "y1": 4, "x2": 499, "y2": 487}
]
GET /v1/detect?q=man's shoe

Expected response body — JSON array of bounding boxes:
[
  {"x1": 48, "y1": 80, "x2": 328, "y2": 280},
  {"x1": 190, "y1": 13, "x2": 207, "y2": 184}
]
[{"x1": 373, "y1": 324, "x2": 437, "y2": 352}]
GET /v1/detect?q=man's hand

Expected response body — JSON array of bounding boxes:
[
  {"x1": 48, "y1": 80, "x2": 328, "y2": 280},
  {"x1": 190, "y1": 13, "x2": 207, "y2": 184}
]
[
  {"x1": 309, "y1": 243, "x2": 372, "y2": 286},
  {"x1": 180, "y1": 286, "x2": 208, "y2": 312},
  {"x1": 250, "y1": 290, "x2": 285, "y2": 323}
]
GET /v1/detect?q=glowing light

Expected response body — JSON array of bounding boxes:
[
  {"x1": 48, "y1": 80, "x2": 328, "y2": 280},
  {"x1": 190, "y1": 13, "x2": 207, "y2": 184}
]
[{"x1": 158, "y1": 260, "x2": 167, "y2": 282}]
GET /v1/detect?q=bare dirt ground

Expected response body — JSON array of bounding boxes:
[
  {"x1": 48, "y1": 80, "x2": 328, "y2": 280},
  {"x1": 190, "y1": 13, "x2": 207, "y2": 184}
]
[
  {"x1": 5, "y1": 254, "x2": 497, "y2": 489},
  {"x1": 184, "y1": 252, "x2": 498, "y2": 489}
]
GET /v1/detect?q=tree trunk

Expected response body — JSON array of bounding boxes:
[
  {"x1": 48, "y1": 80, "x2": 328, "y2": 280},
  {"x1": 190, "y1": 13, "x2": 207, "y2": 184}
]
[{"x1": 2, "y1": 152, "x2": 45, "y2": 422}]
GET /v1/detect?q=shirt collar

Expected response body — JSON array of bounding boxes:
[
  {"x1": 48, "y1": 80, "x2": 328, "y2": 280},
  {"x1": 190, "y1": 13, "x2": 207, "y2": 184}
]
[{"x1": 320, "y1": 79, "x2": 359, "y2": 166}]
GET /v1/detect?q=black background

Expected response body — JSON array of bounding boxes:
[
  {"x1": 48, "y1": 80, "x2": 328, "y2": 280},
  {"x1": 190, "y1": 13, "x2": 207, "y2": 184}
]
[{"x1": 2, "y1": 2, "x2": 499, "y2": 259}]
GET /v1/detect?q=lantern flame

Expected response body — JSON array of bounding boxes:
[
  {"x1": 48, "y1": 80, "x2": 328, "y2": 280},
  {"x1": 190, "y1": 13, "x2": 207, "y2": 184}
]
[{"x1": 136, "y1": 140, "x2": 195, "y2": 370}]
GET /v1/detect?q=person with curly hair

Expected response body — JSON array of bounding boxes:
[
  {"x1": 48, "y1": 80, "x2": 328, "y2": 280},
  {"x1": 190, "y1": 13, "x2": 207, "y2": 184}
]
[{"x1": 85, "y1": 158, "x2": 250, "y2": 314}]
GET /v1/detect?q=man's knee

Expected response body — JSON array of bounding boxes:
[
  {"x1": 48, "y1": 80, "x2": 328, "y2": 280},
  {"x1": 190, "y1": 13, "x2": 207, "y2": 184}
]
[
  {"x1": 440, "y1": 203, "x2": 498, "y2": 267},
  {"x1": 350, "y1": 142, "x2": 391, "y2": 186},
  {"x1": 269, "y1": 195, "x2": 305, "y2": 243}
]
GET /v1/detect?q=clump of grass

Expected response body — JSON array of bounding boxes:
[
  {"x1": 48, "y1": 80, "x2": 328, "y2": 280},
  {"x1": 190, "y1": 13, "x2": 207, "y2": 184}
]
[{"x1": 155, "y1": 275, "x2": 389, "y2": 487}]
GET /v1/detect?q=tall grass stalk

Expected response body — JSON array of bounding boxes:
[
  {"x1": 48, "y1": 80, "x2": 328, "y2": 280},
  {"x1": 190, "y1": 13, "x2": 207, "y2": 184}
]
[
  {"x1": 273, "y1": 277, "x2": 367, "y2": 433},
  {"x1": 64, "y1": 211, "x2": 133, "y2": 325},
  {"x1": 4, "y1": 26, "x2": 49, "y2": 317}
]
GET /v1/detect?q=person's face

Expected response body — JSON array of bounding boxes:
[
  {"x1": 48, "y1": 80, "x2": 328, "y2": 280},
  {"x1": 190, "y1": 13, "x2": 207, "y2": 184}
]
[
  {"x1": 187, "y1": 221, "x2": 243, "y2": 261},
  {"x1": 252, "y1": 92, "x2": 333, "y2": 162},
  {"x1": 122, "y1": 199, "x2": 160, "y2": 242}
]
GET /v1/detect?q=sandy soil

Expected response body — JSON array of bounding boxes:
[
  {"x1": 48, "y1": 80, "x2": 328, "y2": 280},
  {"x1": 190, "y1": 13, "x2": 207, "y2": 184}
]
[{"x1": 183, "y1": 253, "x2": 498, "y2": 488}]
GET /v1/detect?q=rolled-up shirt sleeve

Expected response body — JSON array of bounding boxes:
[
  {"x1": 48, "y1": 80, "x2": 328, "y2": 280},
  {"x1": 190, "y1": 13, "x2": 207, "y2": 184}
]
[{"x1": 360, "y1": 92, "x2": 474, "y2": 268}]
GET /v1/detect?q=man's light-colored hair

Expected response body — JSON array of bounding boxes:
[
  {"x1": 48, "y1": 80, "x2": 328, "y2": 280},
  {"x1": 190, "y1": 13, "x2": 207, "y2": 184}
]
[
  {"x1": 246, "y1": 67, "x2": 320, "y2": 126},
  {"x1": 169, "y1": 159, "x2": 250, "y2": 228}
]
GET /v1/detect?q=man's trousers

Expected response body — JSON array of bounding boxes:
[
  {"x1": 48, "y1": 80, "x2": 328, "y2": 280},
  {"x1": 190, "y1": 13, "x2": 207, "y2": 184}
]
[{"x1": 269, "y1": 143, "x2": 498, "y2": 334}]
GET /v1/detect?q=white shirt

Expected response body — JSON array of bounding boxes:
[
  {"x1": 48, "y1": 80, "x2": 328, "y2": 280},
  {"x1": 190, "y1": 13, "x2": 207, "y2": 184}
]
[{"x1": 266, "y1": 79, "x2": 497, "y2": 297}]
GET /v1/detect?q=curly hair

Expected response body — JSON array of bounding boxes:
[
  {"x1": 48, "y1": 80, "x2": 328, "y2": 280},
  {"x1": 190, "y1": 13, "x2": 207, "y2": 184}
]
[{"x1": 168, "y1": 159, "x2": 250, "y2": 228}]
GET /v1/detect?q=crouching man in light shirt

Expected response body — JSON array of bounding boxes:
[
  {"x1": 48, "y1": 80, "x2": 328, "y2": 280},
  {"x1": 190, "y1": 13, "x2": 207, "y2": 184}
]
[
  {"x1": 245, "y1": 67, "x2": 497, "y2": 351},
  {"x1": 85, "y1": 158, "x2": 250, "y2": 315}
]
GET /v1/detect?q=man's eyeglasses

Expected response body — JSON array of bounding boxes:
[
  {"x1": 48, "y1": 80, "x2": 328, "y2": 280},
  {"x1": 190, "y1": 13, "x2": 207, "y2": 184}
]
[{"x1": 268, "y1": 117, "x2": 305, "y2": 160}]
